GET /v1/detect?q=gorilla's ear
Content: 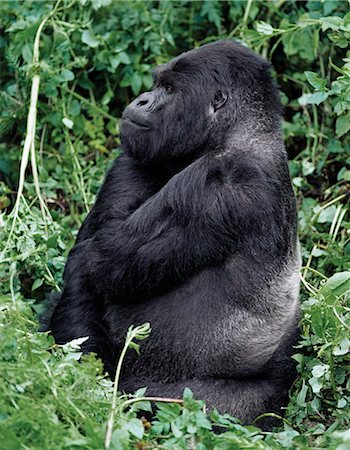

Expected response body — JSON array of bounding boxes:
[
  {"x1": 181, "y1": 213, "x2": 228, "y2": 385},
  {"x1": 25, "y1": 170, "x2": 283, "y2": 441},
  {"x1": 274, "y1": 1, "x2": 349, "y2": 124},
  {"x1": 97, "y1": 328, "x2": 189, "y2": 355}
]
[{"x1": 212, "y1": 90, "x2": 228, "y2": 111}]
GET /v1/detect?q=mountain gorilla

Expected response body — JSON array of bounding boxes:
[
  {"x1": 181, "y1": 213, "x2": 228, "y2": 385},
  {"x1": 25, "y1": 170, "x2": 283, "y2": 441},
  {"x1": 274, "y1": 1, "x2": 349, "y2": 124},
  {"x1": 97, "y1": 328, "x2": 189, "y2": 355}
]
[{"x1": 45, "y1": 40, "x2": 300, "y2": 429}]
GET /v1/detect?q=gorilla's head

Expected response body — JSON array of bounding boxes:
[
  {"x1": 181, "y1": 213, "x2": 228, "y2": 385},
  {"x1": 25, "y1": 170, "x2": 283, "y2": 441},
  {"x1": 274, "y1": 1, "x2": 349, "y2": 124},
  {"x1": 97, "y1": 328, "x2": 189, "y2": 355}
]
[{"x1": 121, "y1": 40, "x2": 281, "y2": 165}]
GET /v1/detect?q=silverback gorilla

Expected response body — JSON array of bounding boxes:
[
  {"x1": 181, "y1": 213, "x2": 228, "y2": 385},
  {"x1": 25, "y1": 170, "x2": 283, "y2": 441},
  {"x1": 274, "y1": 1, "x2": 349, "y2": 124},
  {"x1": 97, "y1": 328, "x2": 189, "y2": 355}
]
[{"x1": 45, "y1": 41, "x2": 300, "y2": 429}]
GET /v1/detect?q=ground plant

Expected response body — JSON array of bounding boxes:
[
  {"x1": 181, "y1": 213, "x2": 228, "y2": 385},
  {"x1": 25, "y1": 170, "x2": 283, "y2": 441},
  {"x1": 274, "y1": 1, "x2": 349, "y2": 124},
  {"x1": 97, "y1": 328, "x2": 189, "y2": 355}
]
[{"x1": 0, "y1": 1, "x2": 349, "y2": 449}]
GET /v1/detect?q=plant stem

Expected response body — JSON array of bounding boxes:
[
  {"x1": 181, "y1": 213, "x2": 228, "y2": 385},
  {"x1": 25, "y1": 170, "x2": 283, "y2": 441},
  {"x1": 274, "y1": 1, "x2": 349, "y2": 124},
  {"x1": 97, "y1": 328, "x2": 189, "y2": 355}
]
[
  {"x1": 242, "y1": 0, "x2": 253, "y2": 26},
  {"x1": 7, "y1": 0, "x2": 63, "y2": 249},
  {"x1": 105, "y1": 324, "x2": 150, "y2": 448}
]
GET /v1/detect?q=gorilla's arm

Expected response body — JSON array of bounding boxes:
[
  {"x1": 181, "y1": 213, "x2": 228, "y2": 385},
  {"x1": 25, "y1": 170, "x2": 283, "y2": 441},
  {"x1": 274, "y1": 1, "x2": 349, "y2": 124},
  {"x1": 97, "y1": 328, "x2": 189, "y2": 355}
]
[
  {"x1": 76, "y1": 155, "x2": 279, "y2": 300},
  {"x1": 48, "y1": 153, "x2": 165, "y2": 368},
  {"x1": 75, "y1": 153, "x2": 166, "y2": 243}
]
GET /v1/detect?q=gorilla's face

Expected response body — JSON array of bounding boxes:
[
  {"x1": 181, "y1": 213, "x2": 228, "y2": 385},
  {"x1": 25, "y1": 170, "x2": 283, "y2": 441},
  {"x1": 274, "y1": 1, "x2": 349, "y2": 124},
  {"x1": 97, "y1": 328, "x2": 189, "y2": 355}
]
[
  {"x1": 120, "y1": 48, "x2": 230, "y2": 165},
  {"x1": 120, "y1": 41, "x2": 271, "y2": 165}
]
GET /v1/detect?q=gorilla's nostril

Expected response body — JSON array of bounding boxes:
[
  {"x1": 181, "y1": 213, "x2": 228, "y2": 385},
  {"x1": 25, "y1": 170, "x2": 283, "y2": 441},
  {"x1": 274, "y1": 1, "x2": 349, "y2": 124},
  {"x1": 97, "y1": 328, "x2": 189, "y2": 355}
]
[{"x1": 137, "y1": 100, "x2": 148, "y2": 107}]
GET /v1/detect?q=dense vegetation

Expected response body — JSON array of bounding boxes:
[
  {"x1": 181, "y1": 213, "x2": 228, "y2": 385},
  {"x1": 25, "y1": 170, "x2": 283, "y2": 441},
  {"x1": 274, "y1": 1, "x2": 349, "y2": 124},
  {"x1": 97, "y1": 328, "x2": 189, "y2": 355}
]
[{"x1": 0, "y1": 1, "x2": 349, "y2": 448}]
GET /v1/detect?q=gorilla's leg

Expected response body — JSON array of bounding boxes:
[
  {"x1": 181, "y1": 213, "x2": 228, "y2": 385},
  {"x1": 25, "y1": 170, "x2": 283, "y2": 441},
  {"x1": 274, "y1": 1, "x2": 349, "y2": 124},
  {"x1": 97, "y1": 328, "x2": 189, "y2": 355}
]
[
  {"x1": 119, "y1": 377, "x2": 288, "y2": 430},
  {"x1": 46, "y1": 251, "x2": 118, "y2": 374}
]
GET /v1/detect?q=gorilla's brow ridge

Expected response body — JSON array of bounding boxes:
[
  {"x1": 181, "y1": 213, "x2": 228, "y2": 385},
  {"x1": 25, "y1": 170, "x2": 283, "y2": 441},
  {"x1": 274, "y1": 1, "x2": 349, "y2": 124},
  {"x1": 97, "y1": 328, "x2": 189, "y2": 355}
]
[{"x1": 152, "y1": 67, "x2": 179, "y2": 86}]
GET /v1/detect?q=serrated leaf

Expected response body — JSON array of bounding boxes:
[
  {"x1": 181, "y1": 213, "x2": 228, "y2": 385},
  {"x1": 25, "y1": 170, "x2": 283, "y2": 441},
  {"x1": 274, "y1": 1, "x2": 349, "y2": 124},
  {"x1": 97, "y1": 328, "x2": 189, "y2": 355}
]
[
  {"x1": 62, "y1": 336, "x2": 89, "y2": 351},
  {"x1": 320, "y1": 16, "x2": 343, "y2": 31}
]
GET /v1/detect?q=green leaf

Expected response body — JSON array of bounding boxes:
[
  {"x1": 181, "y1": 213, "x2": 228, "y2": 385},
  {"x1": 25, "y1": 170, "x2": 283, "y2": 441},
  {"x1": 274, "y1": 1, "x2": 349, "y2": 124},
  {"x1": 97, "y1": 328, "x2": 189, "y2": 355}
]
[
  {"x1": 131, "y1": 73, "x2": 142, "y2": 95},
  {"x1": 143, "y1": 74, "x2": 153, "y2": 90},
  {"x1": 333, "y1": 337, "x2": 350, "y2": 356},
  {"x1": 296, "y1": 382, "x2": 308, "y2": 406},
  {"x1": 62, "y1": 117, "x2": 74, "y2": 129},
  {"x1": 311, "y1": 397, "x2": 321, "y2": 412},
  {"x1": 32, "y1": 278, "x2": 43, "y2": 291},
  {"x1": 92, "y1": 0, "x2": 112, "y2": 9},
  {"x1": 171, "y1": 421, "x2": 182, "y2": 438},
  {"x1": 60, "y1": 69, "x2": 75, "y2": 81},
  {"x1": 298, "y1": 92, "x2": 329, "y2": 105},
  {"x1": 21, "y1": 44, "x2": 32, "y2": 64},
  {"x1": 111, "y1": 429, "x2": 130, "y2": 449},
  {"x1": 256, "y1": 21, "x2": 274, "y2": 35},
  {"x1": 302, "y1": 160, "x2": 315, "y2": 176},
  {"x1": 305, "y1": 71, "x2": 327, "y2": 90},
  {"x1": 109, "y1": 55, "x2": 121, "y2": 70},
  {"x1": 68, "y1": 99, "x2": 81, "y2": 117},
  {"x1": 317, "y1": 205, "x2": 337, "y2": 223},
  {"x1": 183, "y1": 387, "x2": 193, "y2": 401},
  {"x1": 312, "y1": 364, "x2": 329, "y2": 378},
  {"x1": 81, "y1": 29, "x2": 99, "y2": 48},
  {"x1": 118, "y1": 51, "x2": 130, "y2": 65},
  {"x1": 336, "y1": 114, "x2": 350, "y2": 137},
  {"x1": 125, "y1": 418, "x2": 144, "y2": 439},
  {"x1": 128, "y1": 341, "x2": 140, "y2": 355},
  {"x1": 337, "y1": 398, "x2": 347, "y2": 408},
  {"x1": 309, "y1": 377, "x2": 322, "y2": 394},
  {"x1": 342, "y1": 170, "x2": 350, "y2": 181},
  {"x1": 320, "y1": 16, "x2": 343, "y2": 31},
  {"x1": 311, "y1": 247, "x2": 326, "y2": 257},
  {"x1": 322, "y1": 271, "x2": 350, "y2": 299}
]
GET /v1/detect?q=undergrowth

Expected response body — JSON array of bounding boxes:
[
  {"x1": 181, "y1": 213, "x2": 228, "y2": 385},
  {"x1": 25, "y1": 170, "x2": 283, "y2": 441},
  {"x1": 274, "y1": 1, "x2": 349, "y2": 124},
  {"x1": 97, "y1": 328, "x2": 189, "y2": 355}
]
[{"x1": 0, "y1": 1, "x2": 349, "y2": 448}]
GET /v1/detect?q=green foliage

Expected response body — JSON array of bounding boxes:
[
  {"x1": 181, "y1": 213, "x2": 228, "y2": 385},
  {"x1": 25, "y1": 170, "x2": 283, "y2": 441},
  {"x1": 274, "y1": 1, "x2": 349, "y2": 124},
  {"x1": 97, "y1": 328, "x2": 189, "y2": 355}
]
[{"x1": 0, "y1": 0, "x2": 349, "y2": 448}]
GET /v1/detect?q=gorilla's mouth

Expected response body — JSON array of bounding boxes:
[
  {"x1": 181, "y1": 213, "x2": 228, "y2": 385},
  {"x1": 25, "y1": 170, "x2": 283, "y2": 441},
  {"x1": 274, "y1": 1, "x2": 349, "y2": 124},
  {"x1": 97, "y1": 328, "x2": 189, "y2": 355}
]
[{"x1": 122, "y1": 116, "x2": 150, "y2": 130}]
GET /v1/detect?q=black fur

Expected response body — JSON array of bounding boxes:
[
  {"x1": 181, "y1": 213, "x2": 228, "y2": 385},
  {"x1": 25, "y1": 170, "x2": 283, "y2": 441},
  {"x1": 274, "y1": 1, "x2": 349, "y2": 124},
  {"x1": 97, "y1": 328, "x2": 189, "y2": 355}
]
[{"x1": 44, "y1": 41, "x2": 300, "y2": 430}]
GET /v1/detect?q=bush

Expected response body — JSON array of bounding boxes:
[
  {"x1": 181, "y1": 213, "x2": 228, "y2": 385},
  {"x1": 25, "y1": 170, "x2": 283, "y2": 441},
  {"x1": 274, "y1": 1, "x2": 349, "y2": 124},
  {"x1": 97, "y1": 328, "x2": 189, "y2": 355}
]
[{"x1": 0, "y1": 0, "x2": 349, "y2": 448}]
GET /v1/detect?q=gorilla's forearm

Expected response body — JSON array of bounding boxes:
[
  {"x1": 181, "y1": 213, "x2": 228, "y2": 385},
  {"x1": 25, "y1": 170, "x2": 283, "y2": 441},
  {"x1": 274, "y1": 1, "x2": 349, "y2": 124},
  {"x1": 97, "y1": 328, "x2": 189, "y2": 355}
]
[{"x1": 79, "y1": 155, "x2": 278, "y2": 300}]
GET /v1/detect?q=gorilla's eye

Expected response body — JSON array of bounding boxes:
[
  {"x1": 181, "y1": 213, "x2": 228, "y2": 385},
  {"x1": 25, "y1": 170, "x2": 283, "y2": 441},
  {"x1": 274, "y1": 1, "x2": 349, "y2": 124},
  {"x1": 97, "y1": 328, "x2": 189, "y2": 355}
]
[{"x1": 165, "y1": 85, "x2": 174, "y2": 94}]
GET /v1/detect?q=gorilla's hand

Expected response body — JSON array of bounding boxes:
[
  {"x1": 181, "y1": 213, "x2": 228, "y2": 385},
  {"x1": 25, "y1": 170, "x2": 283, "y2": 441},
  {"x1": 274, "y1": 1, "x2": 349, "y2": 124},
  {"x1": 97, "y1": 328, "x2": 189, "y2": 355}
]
[{"x1": 69, "y1": 154, "x2": 276, "y2": 301}]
